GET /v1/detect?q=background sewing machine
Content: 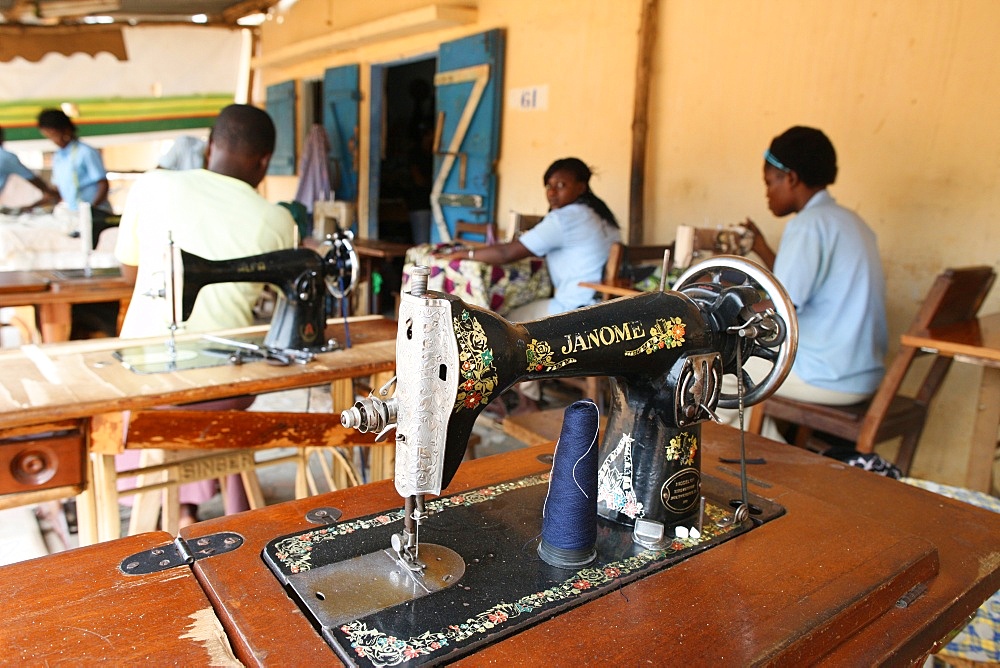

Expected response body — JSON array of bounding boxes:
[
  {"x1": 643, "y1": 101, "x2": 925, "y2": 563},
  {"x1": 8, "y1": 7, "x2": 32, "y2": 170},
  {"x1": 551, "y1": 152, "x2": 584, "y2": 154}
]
[
  {"x1": 254, "y1": 255, "x2": 798, "y2": 663},
  {"x1": 114, "y1": 232, "x2": 360, "y2": 373}
]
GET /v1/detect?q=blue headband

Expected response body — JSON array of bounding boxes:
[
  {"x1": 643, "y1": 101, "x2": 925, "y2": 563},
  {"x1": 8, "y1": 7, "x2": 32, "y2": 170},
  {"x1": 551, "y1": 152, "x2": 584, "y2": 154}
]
[{"x1": 764, "y1": 149, "x2": 791, "y2": 172}]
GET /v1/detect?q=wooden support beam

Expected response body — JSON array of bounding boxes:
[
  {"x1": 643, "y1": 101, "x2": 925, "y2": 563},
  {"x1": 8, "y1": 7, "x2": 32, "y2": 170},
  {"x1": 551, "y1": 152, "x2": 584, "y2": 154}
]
[{"x1": 628, "y1": 0, "x2": 659, "y2": 245}]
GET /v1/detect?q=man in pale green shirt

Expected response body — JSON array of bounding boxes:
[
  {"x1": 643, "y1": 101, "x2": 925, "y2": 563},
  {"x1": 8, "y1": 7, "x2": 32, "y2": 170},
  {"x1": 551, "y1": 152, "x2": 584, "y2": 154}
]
[
  {"x1": 115, "y1": 104, "x2": 296, "y2": 336},
  {"x1": 113, "y1": 104, "x2": 296, "y2": 527}
]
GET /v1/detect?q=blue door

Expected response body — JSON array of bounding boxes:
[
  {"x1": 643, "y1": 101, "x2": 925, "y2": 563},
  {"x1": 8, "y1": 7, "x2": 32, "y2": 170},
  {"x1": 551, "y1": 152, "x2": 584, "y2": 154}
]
[
  {"x1": 432, "y1": 29, "x2": 505, "y2": 243},
  {"x1": 323, "y1": 64, "x2": 361, "y2": 205},
  {"x1": 266, "y1": 80, "x2": 296, "y2": 176}
]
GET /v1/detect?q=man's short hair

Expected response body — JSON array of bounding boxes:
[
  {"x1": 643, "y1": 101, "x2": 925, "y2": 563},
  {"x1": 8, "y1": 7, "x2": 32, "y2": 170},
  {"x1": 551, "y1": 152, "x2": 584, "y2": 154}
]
[
  {"x1": 210, "y1": 104, "x2": 276, "y2": 157},
  {"x1": 767, "y1": 126, "x2": 838, "y2": 188}
]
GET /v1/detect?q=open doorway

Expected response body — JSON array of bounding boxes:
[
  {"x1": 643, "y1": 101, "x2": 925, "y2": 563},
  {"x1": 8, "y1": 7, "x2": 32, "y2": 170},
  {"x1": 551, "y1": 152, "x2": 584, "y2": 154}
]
[{"x1": 370, "y1": 56, "x2": 436, "y2": 244}]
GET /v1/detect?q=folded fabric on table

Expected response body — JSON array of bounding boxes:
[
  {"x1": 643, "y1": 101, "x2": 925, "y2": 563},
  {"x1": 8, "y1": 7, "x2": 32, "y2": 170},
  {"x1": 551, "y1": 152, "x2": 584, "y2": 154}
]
[{"x1": 401, "y1": 243, "x2": 552, "y2": 316}]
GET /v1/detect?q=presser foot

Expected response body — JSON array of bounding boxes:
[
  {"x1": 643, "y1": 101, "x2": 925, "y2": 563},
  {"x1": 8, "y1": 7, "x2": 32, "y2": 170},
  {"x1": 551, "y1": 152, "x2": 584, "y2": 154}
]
[{"x1": 391, "y1": 531, "x2": 425, "y2": 572}]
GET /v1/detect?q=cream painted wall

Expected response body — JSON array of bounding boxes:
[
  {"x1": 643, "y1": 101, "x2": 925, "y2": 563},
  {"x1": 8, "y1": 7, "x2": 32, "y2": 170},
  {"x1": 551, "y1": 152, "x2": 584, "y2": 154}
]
[
  {"x1": 256, "y1": 0, "x2": 999, "y2": 489},
  {"x1": 646, "y1": 0, "x2": 1000, "y2": 486},
  {"x1": 482, "y1": 1, "x2": 638, "y2": 223}
]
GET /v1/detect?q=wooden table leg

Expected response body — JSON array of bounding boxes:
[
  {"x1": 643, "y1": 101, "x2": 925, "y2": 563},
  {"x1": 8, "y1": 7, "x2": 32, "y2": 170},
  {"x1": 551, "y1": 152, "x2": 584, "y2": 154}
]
[
  {"x1": 367, "y1": 370, "x2": 396, "y2": 481},
  {"x1": 294, "y1": 447, "x2": 311, "y2": 499},
  {"x1": 87, "y1": 412, "x2": 127, "y2": 542},
  {"x1": 330, "y1": 378, "x2": 355, "y2": 411},
  {"x1": 74, "y1": 470, "x2": 99, "y2": 547},
  {"x1": 965, "y1": 365, "x2": 1000, "y2": 493},
  {"x1": 90, "y1": 452, "x2": 122, "y2": 542},
  {"x1": 127, "y1": 449, "x2": 167, "y2": 535},
  {"x1": 37, "y1": 302, "x2": 72, "y2": 343}
]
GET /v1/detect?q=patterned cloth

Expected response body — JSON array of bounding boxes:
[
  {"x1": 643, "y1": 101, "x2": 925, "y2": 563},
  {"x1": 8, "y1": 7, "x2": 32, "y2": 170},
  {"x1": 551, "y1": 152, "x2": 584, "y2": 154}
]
[
  {"x1": 903, "y1": 478, "x2": 1000, "y2": 662},
  {"x1": 401, "y1": 243, "x2": 552, "y2": 316}
]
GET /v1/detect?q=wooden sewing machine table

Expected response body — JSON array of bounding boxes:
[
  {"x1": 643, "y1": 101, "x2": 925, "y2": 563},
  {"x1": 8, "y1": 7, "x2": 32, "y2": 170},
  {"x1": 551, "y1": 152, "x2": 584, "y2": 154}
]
[
  {"x1": 0, "y1": 267, "x2": 133, "y2": 342},
  {"x1": 902, "y1": 311, "x2": 1000, "y2": 493},
  {"x1": 4, "y1": 423, "x2": 998, "y2": 665},
  {"x1": 0, "y1": 316, "x2": 398, "y2": 543}
]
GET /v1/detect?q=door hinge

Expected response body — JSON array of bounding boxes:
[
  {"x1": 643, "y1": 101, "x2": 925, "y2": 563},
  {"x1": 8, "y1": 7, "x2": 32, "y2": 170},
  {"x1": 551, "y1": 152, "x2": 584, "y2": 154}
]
[{"x1": 119, "y1": 532, "x2": 244, "y2": 575}]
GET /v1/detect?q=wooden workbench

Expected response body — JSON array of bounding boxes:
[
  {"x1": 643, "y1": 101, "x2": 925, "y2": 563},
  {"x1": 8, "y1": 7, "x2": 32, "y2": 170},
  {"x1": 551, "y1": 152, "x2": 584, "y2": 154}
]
[
  {"x1": 0, "y1": 316, "x2": 399, "y2": 542},
  {"x1": 0, "y1": 316, "x2": 396, "y2": 432},
  {"x1": 4, "y1": 424, "x2": 998, "y2": 665},
  {"x1": 0, "y1": 268, "x2": 133, "y2": 342}
]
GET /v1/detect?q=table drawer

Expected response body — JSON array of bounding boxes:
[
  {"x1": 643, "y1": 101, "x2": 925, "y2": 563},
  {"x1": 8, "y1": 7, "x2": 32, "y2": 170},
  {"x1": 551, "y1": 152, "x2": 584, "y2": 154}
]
[{"x1": 0, "y1": 431, "x2": 85, "y2": 495}]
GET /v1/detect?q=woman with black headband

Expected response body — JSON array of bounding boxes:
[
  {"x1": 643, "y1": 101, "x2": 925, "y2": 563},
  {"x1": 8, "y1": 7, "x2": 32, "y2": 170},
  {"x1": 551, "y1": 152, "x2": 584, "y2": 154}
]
[
  {"x1": 36, "y1": 108, "x2": 113, "y2": 248},
  {"x1": 744, "y1": 126, "x2": 888, "y2": 407}
]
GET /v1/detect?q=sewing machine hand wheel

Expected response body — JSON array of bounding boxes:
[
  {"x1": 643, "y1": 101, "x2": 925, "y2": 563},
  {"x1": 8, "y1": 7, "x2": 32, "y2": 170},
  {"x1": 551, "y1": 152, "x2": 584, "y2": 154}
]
[
  {"x1": 674, "y1": 255, "x2": 798, "y2": 408},
  {"x1": 320, "y1": 232, "x2": 359, "y2": 299}
]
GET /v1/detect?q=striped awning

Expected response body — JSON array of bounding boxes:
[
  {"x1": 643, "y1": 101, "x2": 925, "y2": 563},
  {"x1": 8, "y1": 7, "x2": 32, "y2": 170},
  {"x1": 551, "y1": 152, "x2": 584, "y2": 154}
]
[
  {"x1": 0, "y1": 95, "x2": 233, "y2": 141},
  {"x1": 0, "y1": 25, "x2": 127, "y2": 63}
]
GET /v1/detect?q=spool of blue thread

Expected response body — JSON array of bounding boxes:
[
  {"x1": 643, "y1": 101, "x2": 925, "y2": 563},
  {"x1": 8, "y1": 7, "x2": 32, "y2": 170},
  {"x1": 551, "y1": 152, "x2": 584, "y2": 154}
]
[{"x1": 538, "y1": 399, "x2": 600, "y2": 568}]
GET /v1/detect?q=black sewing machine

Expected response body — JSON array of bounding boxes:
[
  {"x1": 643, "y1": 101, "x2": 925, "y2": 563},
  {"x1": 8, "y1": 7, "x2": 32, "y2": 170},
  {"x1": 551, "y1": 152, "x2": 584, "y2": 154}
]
[
  {"x1": 260, "y1": 255, "x2": 797, "y2": 665},
  {"x1": 115, "y1": 232, "x2": 359, "y2": 373},
  {"x1": 343, "y1": 254, "x2": 795, "y2": 541}
]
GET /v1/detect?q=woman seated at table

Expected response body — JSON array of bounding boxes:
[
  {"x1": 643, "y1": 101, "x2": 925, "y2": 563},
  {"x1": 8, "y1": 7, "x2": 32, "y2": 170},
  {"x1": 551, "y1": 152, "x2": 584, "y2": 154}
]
[{"x1": 440, "y1": 157, "x2": 620, "y2": 321}]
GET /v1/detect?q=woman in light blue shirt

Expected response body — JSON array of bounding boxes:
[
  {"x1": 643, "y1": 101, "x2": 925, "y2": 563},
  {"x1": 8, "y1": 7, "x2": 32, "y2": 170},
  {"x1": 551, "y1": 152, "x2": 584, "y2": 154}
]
[
  {"x1": 746, "y1": 126, "x2": 888, "y2": 403},
  {"x1": 442, "y1": 157, "x2": 621, "y2": 320},
  {"x1": 37, "y1": 108, "x2": 113, "y2": 249}
]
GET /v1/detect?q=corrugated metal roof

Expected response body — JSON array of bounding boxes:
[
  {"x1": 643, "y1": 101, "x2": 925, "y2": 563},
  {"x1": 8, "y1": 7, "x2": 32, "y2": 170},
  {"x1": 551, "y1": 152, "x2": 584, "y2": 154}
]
[{"x1": 0, "y1": 0, "x2": 280, "y2": 27}]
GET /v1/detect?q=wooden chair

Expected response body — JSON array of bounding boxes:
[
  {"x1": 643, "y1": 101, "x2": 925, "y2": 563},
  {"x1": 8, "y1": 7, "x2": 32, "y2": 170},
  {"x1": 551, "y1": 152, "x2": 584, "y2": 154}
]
[
  {"x1": 748, "y1": 265, "x2": 996, "y2": 474},
  {"x1": 507, "y1": 212, "x2": 544, "y2": 240},
  {"x1": 454, "y1": 220, "x2": 496, "y2": 246},
  {"x1": 602, "y1": 241, "x2": 674, "y2": 297}
]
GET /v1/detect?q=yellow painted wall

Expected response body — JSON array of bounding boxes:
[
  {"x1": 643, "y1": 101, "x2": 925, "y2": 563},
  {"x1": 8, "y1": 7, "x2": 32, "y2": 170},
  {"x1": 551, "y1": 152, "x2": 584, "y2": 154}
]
[
  {"x1": 646, "y1": 0, "x2": 1000, "y2": 486},
  {"x1": 256, "y1": 0, "x2": 999, "y2": 488}
]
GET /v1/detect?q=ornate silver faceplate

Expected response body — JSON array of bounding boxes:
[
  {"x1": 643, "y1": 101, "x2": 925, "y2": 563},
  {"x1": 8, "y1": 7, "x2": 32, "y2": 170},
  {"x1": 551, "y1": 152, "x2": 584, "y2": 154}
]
[{"x1": 394, "y1": 292, "x2": 460, "y2": 497}]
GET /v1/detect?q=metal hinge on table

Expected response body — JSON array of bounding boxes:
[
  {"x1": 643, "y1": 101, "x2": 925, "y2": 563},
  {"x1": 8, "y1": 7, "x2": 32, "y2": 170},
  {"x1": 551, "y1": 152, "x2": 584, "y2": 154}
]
[{"x1": 119, "y1": 532, "x2": 244, "y2": 575}]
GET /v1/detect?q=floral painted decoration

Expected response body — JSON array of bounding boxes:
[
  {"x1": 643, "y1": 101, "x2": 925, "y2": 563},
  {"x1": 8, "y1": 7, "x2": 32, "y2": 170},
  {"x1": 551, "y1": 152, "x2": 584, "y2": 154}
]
[
  {"x1": 453, "y1": 310, "x2": 498, "y2": 412},
  {"x1": 665, "y1": 431, "x2": 698, "y2": 466},
  {"x1": 597, "y1": 432, "x2": 644, "y2": 519},
  {"x1": 270, "y1": 474, "x2": 551, "y2": 575},
  {"x1": 525, "y1": 338, "x2": 577, "y2": 373},
  {"x1": 625, "y1": 316, "x2": 686, "y2": 357},
  {"x1": 336, "y1": 494, "x2": 737, "y2": 667}
]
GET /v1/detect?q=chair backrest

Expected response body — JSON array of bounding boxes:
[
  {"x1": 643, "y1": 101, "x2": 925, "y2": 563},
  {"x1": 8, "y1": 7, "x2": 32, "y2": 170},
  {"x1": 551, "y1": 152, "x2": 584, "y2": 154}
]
[
  {"x1": 908, "y1": 265, "x2": 996, "y2": 334},
  {"x1": 603, "y1": 241, "x2": 674, "y2": 287},
  {"x1": 507, "y1": 212, "x2": 544, "y2": 240},
  {"x1": 857, "y1": 265, "x2": 996, "y2": 449},
  {"x1": 454, "y1": 220, "x2": 496, "y2": 246}
]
